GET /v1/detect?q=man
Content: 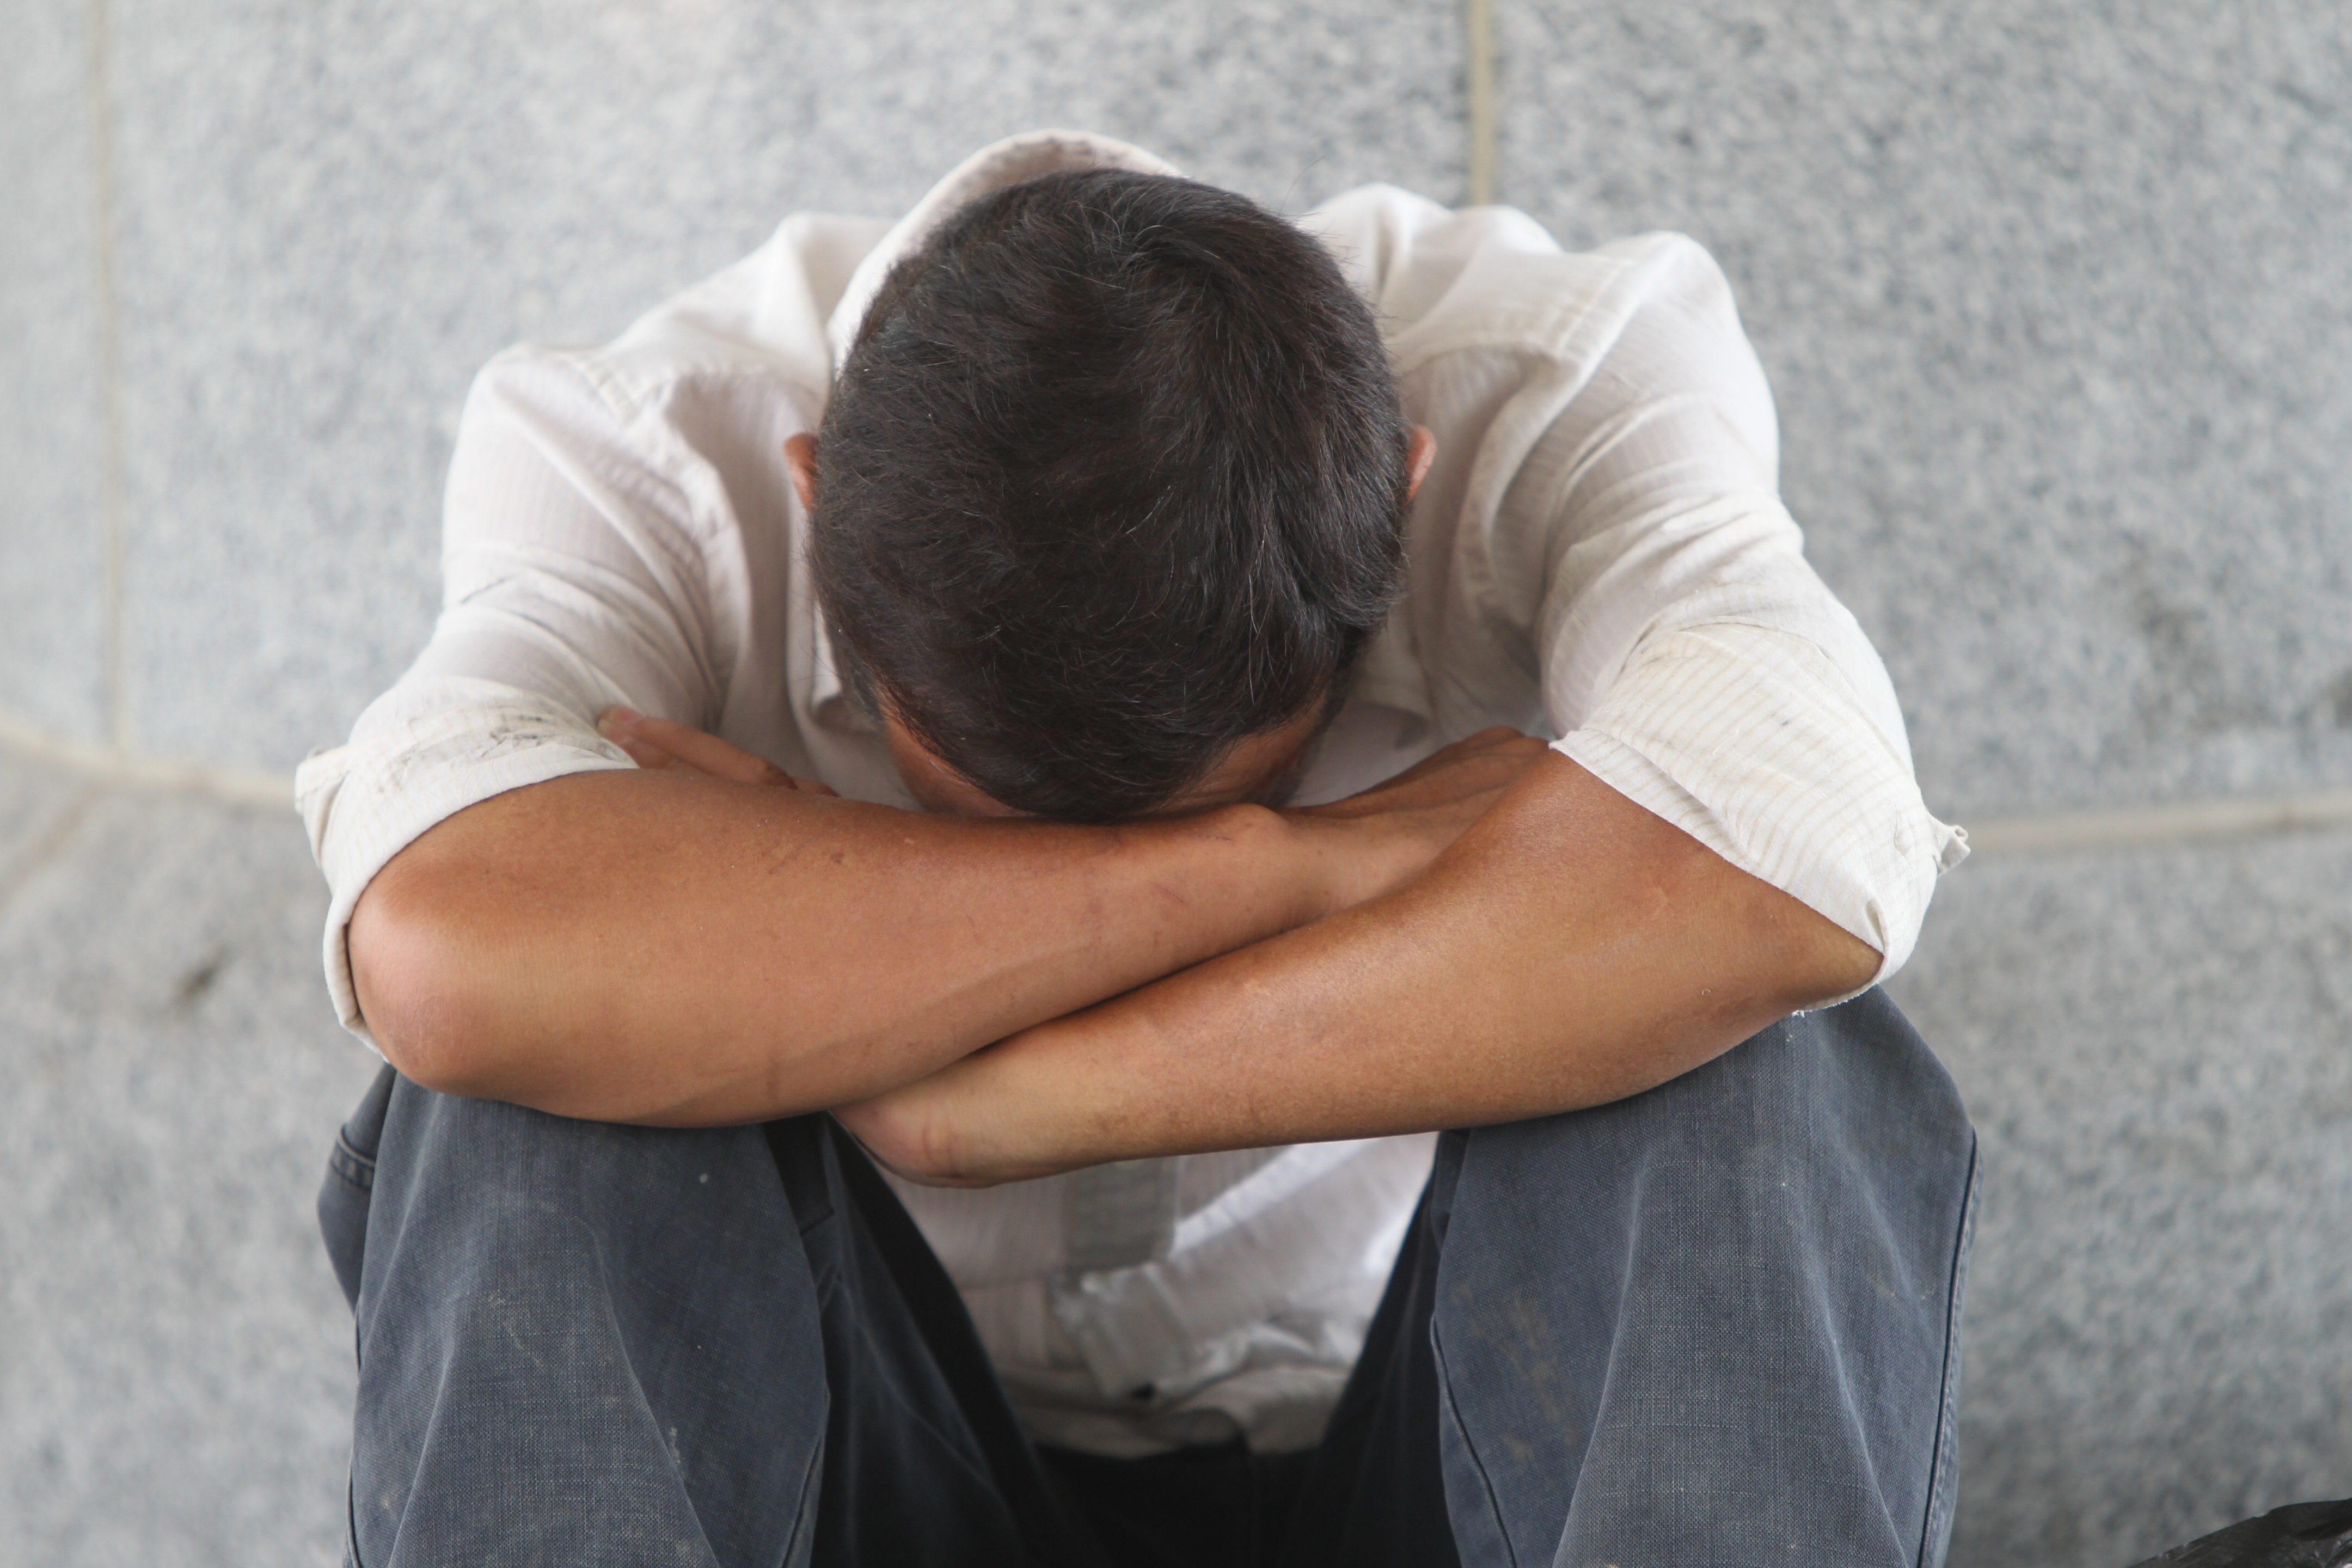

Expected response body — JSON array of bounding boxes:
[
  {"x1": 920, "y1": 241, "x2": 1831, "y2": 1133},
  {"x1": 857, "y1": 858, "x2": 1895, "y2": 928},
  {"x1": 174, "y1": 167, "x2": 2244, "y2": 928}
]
[{"x1": 302, "y1": 131, "x2": 1975, "y2": 1566}]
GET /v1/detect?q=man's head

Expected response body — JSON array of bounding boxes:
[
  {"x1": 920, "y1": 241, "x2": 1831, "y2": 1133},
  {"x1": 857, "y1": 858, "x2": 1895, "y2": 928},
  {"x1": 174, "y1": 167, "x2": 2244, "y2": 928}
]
[{"x1": 805, "y1": 168, "x2": 1418, "y2": 822}]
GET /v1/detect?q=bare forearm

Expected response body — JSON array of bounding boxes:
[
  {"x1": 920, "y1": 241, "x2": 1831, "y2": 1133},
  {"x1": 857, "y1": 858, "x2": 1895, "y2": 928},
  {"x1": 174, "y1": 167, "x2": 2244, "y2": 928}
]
[
  {"x1": 351, "y1": 770, "x2": 1321, "y2": 1124},
  {"x1": 849, "y1": 755, "x2": 1881, "y2": 1182}
]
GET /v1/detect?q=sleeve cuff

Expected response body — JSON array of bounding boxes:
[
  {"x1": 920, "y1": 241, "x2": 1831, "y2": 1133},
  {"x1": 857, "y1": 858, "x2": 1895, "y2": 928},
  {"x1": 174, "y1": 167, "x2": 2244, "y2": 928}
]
[
  {"x1": 295, "y1": 681, "x2": 637, "y2": 1049},
  {"x1": 1552, "y1": 620, "x2": 1967, "y2": 998}
]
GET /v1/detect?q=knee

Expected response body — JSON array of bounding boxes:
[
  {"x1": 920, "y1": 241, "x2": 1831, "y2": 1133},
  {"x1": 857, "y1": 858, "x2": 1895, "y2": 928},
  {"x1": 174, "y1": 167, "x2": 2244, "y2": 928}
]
[
  {"x1": 1512, "y1": 990, "x2": 1964, "y2": 1157},
  {"x1": 357, "y1": 1079, "x2": 798, "y2": 1309},
  {"x1": 378, "y1": 1075, "x2": 765, "y2": 1207},
  {"x1": 1437, "y1": 991, "x2": 1973, "y2": 1245}
]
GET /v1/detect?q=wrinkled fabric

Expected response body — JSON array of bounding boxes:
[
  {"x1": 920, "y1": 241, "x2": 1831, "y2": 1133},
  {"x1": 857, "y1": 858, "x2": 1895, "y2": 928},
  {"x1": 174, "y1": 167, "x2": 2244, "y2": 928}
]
[
  {"x1": 298, "y1": 129, "x2": 1965, "y2": 1456},
  {"x1": 322, "y1": 989, "x2": 1977, "y2": 1566}
]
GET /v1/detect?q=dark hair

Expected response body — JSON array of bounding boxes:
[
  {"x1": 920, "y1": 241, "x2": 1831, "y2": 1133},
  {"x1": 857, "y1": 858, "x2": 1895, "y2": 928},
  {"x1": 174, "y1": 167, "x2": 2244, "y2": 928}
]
[{"x1": 811, "y1": 168, "x2": 1411, "y2": 820}]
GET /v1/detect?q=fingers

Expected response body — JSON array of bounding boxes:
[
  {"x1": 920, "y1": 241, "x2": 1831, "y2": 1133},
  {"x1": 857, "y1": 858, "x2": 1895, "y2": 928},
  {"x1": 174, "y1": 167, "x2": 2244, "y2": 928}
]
[
  {"x1": 1282, "y1": 728, "x2": 1555, "y2": 909},
  {"x1": 1362, "y1": 726, "x2": 1546, "y2": 793},
  {"x1": 1436, "y1": 725, "x2": 1544, "y2": 760},
  {"x1": 597, "y1": 706, "x2": 828, "y2": 791},
  {"x1": 1295, "y1": 728, "x2": 1551, "y2": 846},
  {"x1": 596, "y1": 708, "x2": 691, "y2": 772},
  {"x1": 1460, "y1": 728, "x2": 1553, "y2": 774}
]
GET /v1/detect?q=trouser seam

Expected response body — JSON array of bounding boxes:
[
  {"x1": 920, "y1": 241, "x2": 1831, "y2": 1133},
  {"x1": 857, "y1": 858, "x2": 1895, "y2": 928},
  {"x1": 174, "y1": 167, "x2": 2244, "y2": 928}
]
[
  {"x1": 776, "y1": 1415, "x2": 825, "y2": 1568},
  {"x1": 1914, "y1": 1130, "x2": 1980, "y2": 1568},
  {"x1": 1432, "y1": 1324, "x2": 1519, "y2": 1568},
  {"x1": 329, "y1": 1132, "x2": 378, "y2": 1192}
]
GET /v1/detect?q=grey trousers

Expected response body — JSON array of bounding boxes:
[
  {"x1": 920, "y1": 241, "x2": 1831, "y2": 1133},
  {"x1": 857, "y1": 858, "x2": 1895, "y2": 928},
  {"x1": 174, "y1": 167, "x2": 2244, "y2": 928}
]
[{"x1": 319, "y1": 988, "x2": 1978, "y2": 1567}]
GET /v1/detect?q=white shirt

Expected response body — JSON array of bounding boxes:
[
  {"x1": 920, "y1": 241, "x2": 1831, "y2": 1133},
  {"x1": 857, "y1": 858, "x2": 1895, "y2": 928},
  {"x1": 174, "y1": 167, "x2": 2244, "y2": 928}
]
[{"x1": 297, "y1": 131, "x2": 1965, "y2": 1457}]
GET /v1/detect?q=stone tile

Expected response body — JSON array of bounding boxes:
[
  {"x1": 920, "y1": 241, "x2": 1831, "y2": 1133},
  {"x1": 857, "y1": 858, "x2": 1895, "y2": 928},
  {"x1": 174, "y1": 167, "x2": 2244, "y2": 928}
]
[
  {"x1": 0, "y1": 746, "x2": 95, "y2": 885},
  {"x1": 1888, "y1": 829, "x2": 2352, "y2": 1567},
  {"x1": 786, "y1": 0, "x2": 1468, "y2": 219},
  {"x1": 1496, "y1": 0, "x2": 2352, "y2": 820},
  {"x1": 0, "y1": 0, "x2": 108, "y2": 744},
  {"x1": 0, "y1": 774, "x2": 334, "y2": 1039},
  {"x1": 0, "y1": 762, "x2": 379, "y2": 1565},
  {"x1": 106, "y1": 0, "x2": 1467, "y2": 777},
  {"x1": 0, "y1": 1010, "x2": 375, "y2": 1567}
]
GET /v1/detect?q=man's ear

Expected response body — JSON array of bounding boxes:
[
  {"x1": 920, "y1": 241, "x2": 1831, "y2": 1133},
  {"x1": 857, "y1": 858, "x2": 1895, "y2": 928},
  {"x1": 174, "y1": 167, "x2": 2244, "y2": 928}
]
[
  {"x1": 784, "y1": 433, "x2": 820, "y2": 512},
  {"x1": 1405, "y1": 426, "x2": 1437, "y2": 503}
]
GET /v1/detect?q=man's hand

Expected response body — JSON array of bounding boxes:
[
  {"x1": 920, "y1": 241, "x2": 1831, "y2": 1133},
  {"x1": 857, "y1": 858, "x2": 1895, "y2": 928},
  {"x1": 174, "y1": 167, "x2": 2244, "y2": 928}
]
[
  {"x1": 347, "y1": 710, "x2": 1548, "y2": 1126},
  {"x1": 598, "y1": 706, "x2": 1549, "y2": 918},
  {"x1": 1282, "y1": 726, "x2": 1557, "y2": 915},
  {"x1": 603, "y1": 703, "x2": 1555, "y2": 933},
  {"x1": 839, "y1": 750, "x2": 1882, "y2": 1187},
  {"x1": 595, "y1": 707, "x2": 837, "y2": 794},
  {"x1": 830, "y1": 724, "x2": 1554, "y2": 1183}
]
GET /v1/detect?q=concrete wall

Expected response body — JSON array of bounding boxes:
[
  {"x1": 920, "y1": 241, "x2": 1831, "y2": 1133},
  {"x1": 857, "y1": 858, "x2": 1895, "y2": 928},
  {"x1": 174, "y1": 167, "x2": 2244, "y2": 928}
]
[{"x1": 1, "y1": 1, "x2": 2346, "y2": 1562}]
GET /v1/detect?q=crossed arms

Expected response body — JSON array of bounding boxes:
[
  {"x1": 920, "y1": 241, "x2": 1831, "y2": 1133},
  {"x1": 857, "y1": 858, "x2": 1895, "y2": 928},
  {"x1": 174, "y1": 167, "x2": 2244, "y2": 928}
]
[{"x1": 348, "y1": 713, "x2": 1877, "y2": 1185}]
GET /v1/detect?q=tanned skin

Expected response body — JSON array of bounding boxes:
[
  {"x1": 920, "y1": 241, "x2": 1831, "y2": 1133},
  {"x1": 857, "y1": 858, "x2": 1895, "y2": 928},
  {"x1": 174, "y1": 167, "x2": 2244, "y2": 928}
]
[{"x1": 349, "y1": 428, "x2": 1877, "y2": 1184}]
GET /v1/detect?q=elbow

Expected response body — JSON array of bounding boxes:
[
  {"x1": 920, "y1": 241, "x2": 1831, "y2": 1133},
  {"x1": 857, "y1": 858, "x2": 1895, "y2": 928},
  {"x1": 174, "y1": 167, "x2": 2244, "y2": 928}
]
[
  {"x1": 347, "y1": 862, "x2": 514, "y2": 1099},
  {"x1": 1770, "y1": 902, "x2": 1882, "y2": 1013}
]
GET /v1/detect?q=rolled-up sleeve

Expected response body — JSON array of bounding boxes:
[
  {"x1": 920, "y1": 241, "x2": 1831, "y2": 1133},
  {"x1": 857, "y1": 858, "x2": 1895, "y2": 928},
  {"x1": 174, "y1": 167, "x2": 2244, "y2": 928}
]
[
  {"x1": 1557, "y1": 612, "x2": 1967, "y2": 989},
  {"x1": 296, "y1": 349, "x2": 728, "y2": 1047},
  {"x1": 1515, "y1": 237, "x2": 1966, "y2": 991}
]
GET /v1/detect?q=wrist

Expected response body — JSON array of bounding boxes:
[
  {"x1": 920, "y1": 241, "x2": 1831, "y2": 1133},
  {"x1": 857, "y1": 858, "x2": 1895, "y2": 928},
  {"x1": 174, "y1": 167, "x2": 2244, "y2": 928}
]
[
  {"x1": 836, "y1": 1061, "x2": 986, "y2": 1186},
  {"x1": 1270, "y1": 800, "x2": 1415, "y2": 922},
  {"x1": 840, "y1": 1031, "x2": 1077, "y2": 1187},
  {"x1": 1220, "y1": 800, "x2": 1342, "y2": 930}
]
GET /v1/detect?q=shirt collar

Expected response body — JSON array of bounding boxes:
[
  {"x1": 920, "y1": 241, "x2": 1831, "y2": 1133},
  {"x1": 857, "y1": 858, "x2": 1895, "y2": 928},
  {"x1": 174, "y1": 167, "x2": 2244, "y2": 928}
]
[
  {"x1": 1351, "y1": 615, "x2": 1434, "y2": 730},
  {"x1": 806, "y1": 602, "x2": 870, "y2": 732}
]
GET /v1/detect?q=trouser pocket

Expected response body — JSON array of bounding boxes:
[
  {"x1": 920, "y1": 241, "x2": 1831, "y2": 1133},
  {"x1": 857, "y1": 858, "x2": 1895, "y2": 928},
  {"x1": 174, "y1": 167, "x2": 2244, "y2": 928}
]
[{"x1": 317, "y1": 1064, "x2": 397, "y2": 1314}]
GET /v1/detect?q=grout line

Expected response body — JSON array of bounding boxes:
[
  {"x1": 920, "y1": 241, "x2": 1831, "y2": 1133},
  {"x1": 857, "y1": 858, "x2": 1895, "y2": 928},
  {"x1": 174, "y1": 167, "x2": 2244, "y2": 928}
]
[
  {"x1": 1960, "y1": 789, "x2": 2352, "y2": 855},
  {"x1": 1463, "y1": 0, "x2": 1497, "y2": 206},
  {"x1": 7, "y1": 688, "x2": 2350, "y2": 857},
  {"x1": 0, "y1": 709, "x2": 292, "y2": 811},
  {"x1": 0, "y1": 786, "x2": 103, "y2": 914},
  {"x1": 86, "y1": 0, "x2": 131, "y2": 752}
]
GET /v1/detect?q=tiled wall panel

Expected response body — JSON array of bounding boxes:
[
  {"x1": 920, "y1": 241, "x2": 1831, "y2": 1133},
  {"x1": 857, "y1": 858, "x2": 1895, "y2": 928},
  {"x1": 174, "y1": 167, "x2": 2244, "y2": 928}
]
[
  {"x1": 1497, "y1": 0, "x2": 2352, "y2": 821},
  {"x1": 0, "y1": 776, "x2": 377, "y2": 1566},
  {"x1": 7, "y1": 2, "x2": 2352, "y2": 1564},
  {"x1": 104, "y1": 0, "x2": 1466, "y2": 777},
  {"x1": 0, "y1": 0, "x2": 109, "y2": 744},
  {"x1": 1889, "y1": 829, "x2": 2352, "y2": 1567}
]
